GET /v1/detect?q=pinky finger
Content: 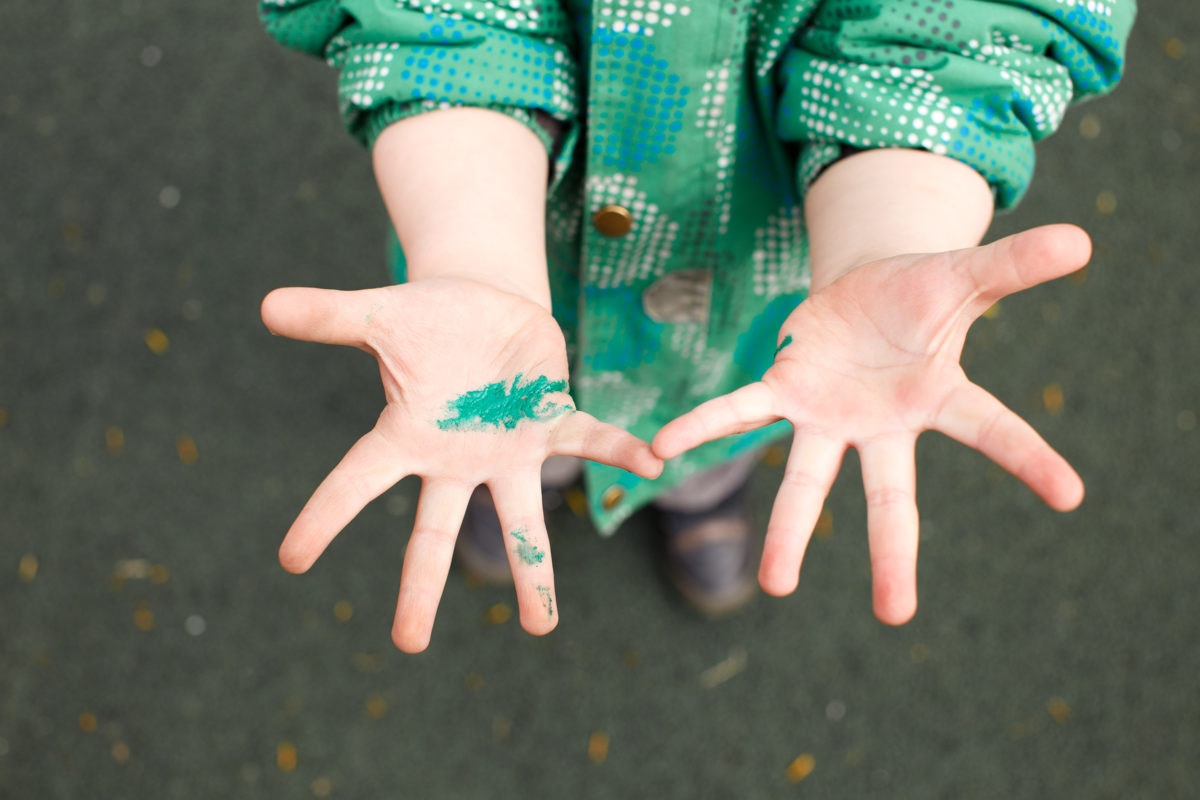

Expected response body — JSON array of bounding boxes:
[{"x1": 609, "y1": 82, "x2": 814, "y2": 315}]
[
  {"x1": 935, "y1": 382, "x2": 1084, "y2": 511},
  {"x1": 551, "y1": 412, "x2": 663, "y2": 480}
]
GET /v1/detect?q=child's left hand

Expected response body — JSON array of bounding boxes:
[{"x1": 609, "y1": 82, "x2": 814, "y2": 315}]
[{"x1": 653, "y1": 224, "x2": 1090, "y2": 624}]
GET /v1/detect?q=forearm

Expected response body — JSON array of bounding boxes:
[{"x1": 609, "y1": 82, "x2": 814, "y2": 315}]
[
  {"x1": 804, "y1": 149, "x2": 994, "y2": 292},
  {"x1": 372, "y1": 107, "x2": 554, "y2": 309}
]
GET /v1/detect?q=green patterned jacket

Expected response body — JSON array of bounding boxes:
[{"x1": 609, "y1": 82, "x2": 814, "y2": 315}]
[{"x1": 260, "y1": 0, "x2": 1135, "y2": 533}]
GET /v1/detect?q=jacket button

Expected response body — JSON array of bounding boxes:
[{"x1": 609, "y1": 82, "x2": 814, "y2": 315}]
[
  {"x1": 592, "y1": 205, "x2": 633, "y2": 237},
  {"x1": 600, "y1": 485, "x2": 625, "y2": 510}
]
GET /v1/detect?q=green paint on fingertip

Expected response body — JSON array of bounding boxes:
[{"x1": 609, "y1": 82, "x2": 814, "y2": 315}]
[
  {"x1": 436, "y1": 374, "x2": 572, "y2": 432},
  {"x1": 536, "y1": 585, "x2": 554, "y2": 618},
  {"x1": 511, "y1": 528, "x2": 545, "y2": 566},
  {"x1": 774, "y1": 334, "x2": 794, "y2": 358}
]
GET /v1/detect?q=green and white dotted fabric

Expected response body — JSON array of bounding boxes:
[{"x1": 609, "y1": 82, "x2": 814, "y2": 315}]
[
  {"x1": 260, "y1": 0, "x2": 1135, "y2": 534},
  {"x1": 260, "y1": 0, "x2": 581, "y2": 146}
]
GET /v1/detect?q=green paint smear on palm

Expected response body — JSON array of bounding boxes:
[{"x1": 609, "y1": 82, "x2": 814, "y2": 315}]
[
  {"x1": 436, "y1": 374, "x2": 570, "y2": 432},
  {"x1": 510, "y1": 528, "x2": 545, "y2": 566},
  {"x1": 774, "y1": 334, "x2": 794, "y2": 358}
]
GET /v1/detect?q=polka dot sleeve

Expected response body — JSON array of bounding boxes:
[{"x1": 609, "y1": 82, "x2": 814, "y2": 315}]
[
  {"x1": 260, "y1": 0, "x2": 580, "y2": 152},
  {"x1": 775, "y1": 0, "x2": 1135, "y2": 209}
]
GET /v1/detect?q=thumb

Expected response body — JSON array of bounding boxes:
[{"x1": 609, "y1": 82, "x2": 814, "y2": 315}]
[
  {"x1": 651, "y1": 382, "x2": 779, "y2": 460},
  {"x1": 261, "y1": 286, "x2": 388, "y2": 347},
  {"x1": 965, "y1": 224, "x2": 1092, "y2": 306}
]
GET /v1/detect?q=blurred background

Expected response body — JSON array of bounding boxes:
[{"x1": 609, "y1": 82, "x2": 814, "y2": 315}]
[{"x1": 1, "y1": 2, "x2": 1196, "y2": 798}]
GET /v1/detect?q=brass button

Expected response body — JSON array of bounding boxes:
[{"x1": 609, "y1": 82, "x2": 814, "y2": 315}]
[
  {"x1": 592, "y1": 204, "x2": 634, "y2": 237},
  {"x1": 600, "y1": 485, "x2": 625, "y2": 511}
]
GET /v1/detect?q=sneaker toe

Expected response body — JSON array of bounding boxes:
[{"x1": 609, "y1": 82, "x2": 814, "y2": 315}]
[{"x1": 664, "y1": 516, "x2": 756, "y2": 616}]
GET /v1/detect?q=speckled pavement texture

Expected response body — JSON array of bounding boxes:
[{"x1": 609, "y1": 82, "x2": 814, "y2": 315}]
[{"x1": 2, "y1": 2, "x2": 1197, "y2": 798}]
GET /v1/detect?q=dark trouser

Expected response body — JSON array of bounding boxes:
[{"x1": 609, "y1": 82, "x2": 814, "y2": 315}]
[{"x1": 539, "y1": 451, "x2": 759, "y2": 515}]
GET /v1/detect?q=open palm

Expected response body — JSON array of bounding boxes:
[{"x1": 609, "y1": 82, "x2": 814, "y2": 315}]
[
  {"x1": 263, "y1": 278, "x2": 662, "y2": 652},
  {"x1": 653, "y1": 225, "x2": 1090, "y2": 624}
]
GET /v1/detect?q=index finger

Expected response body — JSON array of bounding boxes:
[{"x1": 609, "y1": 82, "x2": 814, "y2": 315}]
[
  {"x1": 278, "y1": 426, "x2": 411, "y2": 573},
  {"x1": 934, "y1": 381, "x2": 1084, "y2": 511}
]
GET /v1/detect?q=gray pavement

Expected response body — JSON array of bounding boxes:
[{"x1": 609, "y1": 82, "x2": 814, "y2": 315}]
[{"x1": 2, "y1": 2, "x2": 1198, "y2": 798}]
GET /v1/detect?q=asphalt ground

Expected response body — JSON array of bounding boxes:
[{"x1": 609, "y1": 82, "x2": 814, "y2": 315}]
[{"x1": 1, "y1": 2, "x2": 1197, "y2": 798}]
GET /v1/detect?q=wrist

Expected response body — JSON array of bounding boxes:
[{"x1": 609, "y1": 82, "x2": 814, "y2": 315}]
[
  {"x1": 805, "y1": 149, "x2": 994, "y2": 291},
  {"x1": 373, "y1": 107, "x2": 554, "y2": 310},
  {"x1": 404, "y1": 253, "x2": 553, "y2": 311}
]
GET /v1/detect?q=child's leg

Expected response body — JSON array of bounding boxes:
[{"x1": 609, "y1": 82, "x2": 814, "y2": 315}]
[
  {"x1": 541, "y1": 455, "x2": 583, "y2": 491},
  {"x1": 654, "y1": 451, "x2": 761, "y2": 616},
  {"x1": 652, "y1": 451, "x2": 759, "y2": 512}
]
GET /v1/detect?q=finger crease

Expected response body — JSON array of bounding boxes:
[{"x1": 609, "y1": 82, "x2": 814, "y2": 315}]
[{"x1": 865, "y1": 487, "x2": 913, "y2": 509}]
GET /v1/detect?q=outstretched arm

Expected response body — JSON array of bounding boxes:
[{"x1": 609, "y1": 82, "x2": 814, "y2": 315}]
[
  {"x1": 371, "y1": 106, "x2": 557, "y2": 308},
  {"x1": 804, "y1": 148, "x2": 993, "y2": 291},
  {"x1": 654, "y1": 149, "x2": 1088, "y2": 625},
  {"x1": 266, "y1": 110, "x2": 660, "y2": 653}
]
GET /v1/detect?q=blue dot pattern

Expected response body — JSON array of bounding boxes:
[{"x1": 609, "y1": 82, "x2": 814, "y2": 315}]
[
  {"x1": 778, "y1": 0, "x2": 1134, "y2": 207},
  {"x1": 589, "y1": 28, "x2": 687, "y2": 169},
  {"x1": 261, "y1": 0, "x2": 581, "y2": 147},
  {"x1": 261, "y1": 0, "x2": 1134, "y2": 533}
]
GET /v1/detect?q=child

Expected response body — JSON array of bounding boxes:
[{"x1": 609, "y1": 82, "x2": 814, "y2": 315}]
[{"x1": 258, "y1": 0, "x2": 1135, "y2": 652}]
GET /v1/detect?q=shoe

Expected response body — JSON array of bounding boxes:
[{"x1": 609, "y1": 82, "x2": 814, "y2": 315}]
[
  {"x1": 456, "y1": 487, "x2": 514, "y2": 584},
  {"x1": 657, "y1": 486, "x2": 756, "y2": 617}
]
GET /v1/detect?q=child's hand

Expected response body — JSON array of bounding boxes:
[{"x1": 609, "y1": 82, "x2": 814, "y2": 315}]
[
  {"x1": 653, "y1": 225, "x2": 1090, "y2": 624},
  {"x1": 262, "y1": 278, "x2": 662, "y2": 652}
]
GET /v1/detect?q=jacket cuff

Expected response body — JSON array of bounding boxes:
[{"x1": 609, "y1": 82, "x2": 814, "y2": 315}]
[{"x1": 361, "y1": 101, "x2": 556, "y2": 153}]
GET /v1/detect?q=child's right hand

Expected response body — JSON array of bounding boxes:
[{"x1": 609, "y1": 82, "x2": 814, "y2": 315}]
[{"x1": 261, "y1": 278, "x2": 663, "y2": 652}]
